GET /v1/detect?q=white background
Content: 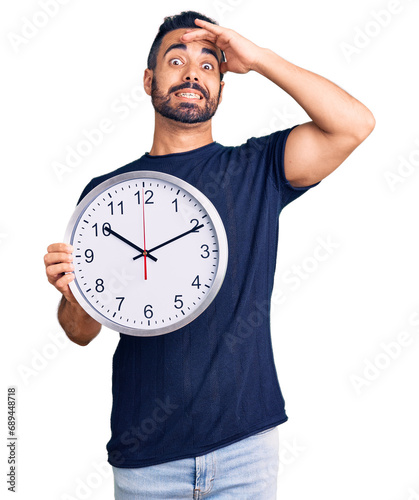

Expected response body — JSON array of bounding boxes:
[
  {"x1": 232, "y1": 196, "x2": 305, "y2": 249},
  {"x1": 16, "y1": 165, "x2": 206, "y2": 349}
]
[{"x1": 2, "y1": 0, "x2": 419, "y2": 499}]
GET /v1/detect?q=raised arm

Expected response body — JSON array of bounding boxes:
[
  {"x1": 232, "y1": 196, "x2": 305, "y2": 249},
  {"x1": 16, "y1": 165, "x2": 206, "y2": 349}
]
[
  {"x1": 182, "y1": 19, "x2": 375, "y2": 187},
  {"x1": 44, "y1": 243, "x2": 101, "y2": 346},
  {"x1": 253, "y1": 51, "x2": 375, "y2": 187}
]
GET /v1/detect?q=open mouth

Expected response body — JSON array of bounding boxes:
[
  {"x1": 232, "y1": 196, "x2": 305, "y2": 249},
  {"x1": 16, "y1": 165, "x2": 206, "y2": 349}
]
[{"x1": 175, "y1": 92, "x2": 202, "y2": 100}]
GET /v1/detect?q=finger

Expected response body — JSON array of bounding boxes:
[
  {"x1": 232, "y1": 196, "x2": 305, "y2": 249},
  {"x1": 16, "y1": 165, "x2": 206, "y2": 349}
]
[
  {"x1": 46, "y1": 262, "x2": 74, "y2": 280},
  {"x1": 180, "y1": 28, "x2": 217, "y2": 44},
  {"x1": 47, "y1": 243, "x2": 73, "y2": 254},
  {"x1": 55, "y1": 272, "x2": 75, "y2": 296},
  {"x1": 44, "y1": 251, "x2": 73, "y2": 267},
  {"x1": 193, "y1": 18, "x2": 225, "y2": 35}
]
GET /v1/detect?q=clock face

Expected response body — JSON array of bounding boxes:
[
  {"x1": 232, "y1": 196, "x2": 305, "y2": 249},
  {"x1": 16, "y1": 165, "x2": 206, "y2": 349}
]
[{"x1": 64, "y1": 171, "x2": 228, "y2": 337}]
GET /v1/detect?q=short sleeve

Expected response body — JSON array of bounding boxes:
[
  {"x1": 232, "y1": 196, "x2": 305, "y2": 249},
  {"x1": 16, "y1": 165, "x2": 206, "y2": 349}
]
[
  {"x1": 75, "y1": 159, "x2": 143, "y2": 206},
  {"x1": 258, "y1": 125, "x2": 321, "y2": 210},
  {"x1": 76, "y1": 172, "x2": 116, "y2": 205},
  {"x1": 76, "y1": 179, "x2": 97, "y2": 205}
]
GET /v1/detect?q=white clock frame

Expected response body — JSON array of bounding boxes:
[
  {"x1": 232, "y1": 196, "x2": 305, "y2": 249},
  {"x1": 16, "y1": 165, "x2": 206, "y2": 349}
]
[{"x1": 64, "y1": 171, "x2": 228, "y2": 337}]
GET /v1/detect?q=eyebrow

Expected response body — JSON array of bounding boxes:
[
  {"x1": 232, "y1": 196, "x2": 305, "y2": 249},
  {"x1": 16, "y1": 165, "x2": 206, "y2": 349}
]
[{"x1": 163, "y1": 43, "x2": 220, "y2": 64}]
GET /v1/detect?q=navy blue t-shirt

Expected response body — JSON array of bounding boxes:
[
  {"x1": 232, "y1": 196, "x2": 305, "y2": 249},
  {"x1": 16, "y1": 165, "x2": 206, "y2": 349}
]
[{"x1": 77, "y1": 126, "x2": 321, "y2": 468}]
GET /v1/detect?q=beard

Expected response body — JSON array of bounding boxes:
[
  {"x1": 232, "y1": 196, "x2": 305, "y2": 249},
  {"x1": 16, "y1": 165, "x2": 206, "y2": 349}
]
[{"x1": 151, "y1": 76, "x2": 222, "y2": 124}]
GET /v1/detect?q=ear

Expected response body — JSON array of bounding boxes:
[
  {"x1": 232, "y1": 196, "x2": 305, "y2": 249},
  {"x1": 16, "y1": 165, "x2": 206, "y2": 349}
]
[
  {"x1": 144, "y1": 68, "x2": 153, "y2": 96},
  {"x1": 218, "y1": 80, "x2": 225, "y2": 104}
]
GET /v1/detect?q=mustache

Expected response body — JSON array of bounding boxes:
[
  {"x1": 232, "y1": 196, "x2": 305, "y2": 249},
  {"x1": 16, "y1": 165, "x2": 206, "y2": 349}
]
[{"x1": 169, "y1": 82, "x2": 209, "y2": 100}]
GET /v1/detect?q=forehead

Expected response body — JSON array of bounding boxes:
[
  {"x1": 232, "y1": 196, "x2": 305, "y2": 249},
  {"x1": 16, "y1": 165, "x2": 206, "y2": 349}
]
[{"x1": 158, "y1": 28, "x2": 222, "y2": 62}]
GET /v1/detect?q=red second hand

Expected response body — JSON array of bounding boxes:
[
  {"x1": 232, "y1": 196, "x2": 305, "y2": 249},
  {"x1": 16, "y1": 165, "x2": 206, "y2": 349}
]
[{"x1": 142, "y1": 188, "x2": 147, "y2": 280}]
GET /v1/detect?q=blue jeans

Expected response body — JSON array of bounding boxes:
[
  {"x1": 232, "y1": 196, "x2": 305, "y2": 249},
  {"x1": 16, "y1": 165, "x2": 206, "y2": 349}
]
[{"x1": 112, "y1": 426, "x2": 279, "y2": 499}]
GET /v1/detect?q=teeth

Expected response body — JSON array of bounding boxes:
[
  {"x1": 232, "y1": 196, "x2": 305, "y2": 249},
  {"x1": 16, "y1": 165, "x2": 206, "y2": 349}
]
[{"x1": 178, "y1": 93, "x2": 201, "y2": 99}]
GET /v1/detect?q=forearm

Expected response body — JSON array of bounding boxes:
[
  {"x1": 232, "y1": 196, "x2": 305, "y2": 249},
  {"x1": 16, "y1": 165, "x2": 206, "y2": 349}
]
[
  {"x1": 253, "y1": 48, "x2": 375, "y2": 139},
  {"x1": 58, "y1": 296, "x2": 101, "y2": 346}
]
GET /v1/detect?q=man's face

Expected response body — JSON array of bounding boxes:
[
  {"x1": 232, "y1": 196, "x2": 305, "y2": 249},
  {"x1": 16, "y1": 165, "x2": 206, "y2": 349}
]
[{"x1": 146, "y1": 28, "x2": 225, "y2": 124}]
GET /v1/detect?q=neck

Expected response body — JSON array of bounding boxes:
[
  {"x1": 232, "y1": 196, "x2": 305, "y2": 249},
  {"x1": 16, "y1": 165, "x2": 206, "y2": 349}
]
[{"x1": 148, "y1": 112, "x2": 214, "y2": 156}]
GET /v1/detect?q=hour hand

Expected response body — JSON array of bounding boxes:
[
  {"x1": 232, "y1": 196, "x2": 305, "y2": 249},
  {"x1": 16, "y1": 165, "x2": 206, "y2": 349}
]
[{"x1": 107, "y1": 227, "x2": 158, "y2": 262}]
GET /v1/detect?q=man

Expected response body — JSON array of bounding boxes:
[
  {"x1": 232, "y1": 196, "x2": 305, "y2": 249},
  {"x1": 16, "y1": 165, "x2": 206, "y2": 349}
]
[{"x1": 44, "y1": 11, "x2": 375, "y2": 499}]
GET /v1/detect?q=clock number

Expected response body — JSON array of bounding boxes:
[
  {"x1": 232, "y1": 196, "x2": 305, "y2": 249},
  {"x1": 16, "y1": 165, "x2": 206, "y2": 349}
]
[
  {"x1": 108, "y1": 201, "x2": 124, "y2": 215},
  {"x1": 174, "y1": 295, "x2": 183, "y2": 309},
  {"x1": 145, "y1": 190, "x2": 154, "y2": 204},
  {"x1": 192, "y1": 275, "x2": 201, "y2": 289},
  {"x1": 201, "y1": 245, "x2": 210, "y2": 259},
  {"x1": 172, "y1": 198, "x2": 178, "y2": 212},
  {"x1": 190, "y1": 219, "x2": 199, "y2": 230},
  {"x1": 102, "y1": 222, "x2": 111, "y2": 236},
  {"x1": 144, "y1": 304, "x2": 153, "y2": 319},
  {"x1": 84, "y1": 249, "x2": 94, "y2": 263},
  {"x1": 92, "y1": 222, "x2": 111, "y2": 237},
  {"x1": 95, "y1": 278, "x2": 105, "y2": 293},
  {"x1": 135, "y1": 190, "x2": 154, "y2": 204},
  {"x1": 116, "y1": 297, "x2": 125, "y2": 311}
]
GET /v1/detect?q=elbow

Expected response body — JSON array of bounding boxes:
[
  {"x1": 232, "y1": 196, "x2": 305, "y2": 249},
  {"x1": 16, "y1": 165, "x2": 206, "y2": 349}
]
[
  {"x1": 71, "y1": 336, "x2": 92, "y2": 347},
  {"x1": 353, "y1": 108, "x2": 376, "y2": 144},
  {"x1": 58, "y1": 321, "x2": 96, "y2": 347},
  {"x1": 66, "y1": 328, "x2": 100, "y2": 346},
  {"x1": 61, "y1": 327, "x2": 91, "y2": 346},
  {"x1": 362, "y1": 109, "x2": 376, "y2": 137}
]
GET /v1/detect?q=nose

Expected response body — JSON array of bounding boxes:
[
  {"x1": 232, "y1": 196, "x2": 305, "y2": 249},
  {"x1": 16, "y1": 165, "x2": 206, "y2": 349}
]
[{"x1": 183, "y1": 63, "x2": 199, "y2": 82}]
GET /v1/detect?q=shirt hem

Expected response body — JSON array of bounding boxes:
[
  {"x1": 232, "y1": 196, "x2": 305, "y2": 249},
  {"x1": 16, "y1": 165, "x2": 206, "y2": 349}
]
[{"x1": 109, "y1": 414, "x2": 288, "y2": 469}]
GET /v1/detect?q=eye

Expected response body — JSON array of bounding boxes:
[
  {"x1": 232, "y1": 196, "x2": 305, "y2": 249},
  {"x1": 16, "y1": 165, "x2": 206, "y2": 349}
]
[
  {"x1": 170, "y1": 58, "x2": 183, "y2": 66},
  {"x1": 202, "y1": 62, "x2": 214, "y2": 70}
]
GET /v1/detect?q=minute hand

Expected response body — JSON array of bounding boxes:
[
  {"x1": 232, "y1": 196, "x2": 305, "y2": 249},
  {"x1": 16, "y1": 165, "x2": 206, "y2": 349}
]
[{"x1": 132, "y1": 224, "x2": 204, "y2": 261}]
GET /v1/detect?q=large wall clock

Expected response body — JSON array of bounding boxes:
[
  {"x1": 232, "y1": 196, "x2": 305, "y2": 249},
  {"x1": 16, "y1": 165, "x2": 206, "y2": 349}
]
[{"x1": 64, "y1": 171, "x2": 228, "y2": 337}]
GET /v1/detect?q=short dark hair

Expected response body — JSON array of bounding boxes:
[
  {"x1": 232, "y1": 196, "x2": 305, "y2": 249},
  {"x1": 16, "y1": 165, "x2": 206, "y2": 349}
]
[{"x1": 147, "y1": 11, "x2": 225, "y2": 81}]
